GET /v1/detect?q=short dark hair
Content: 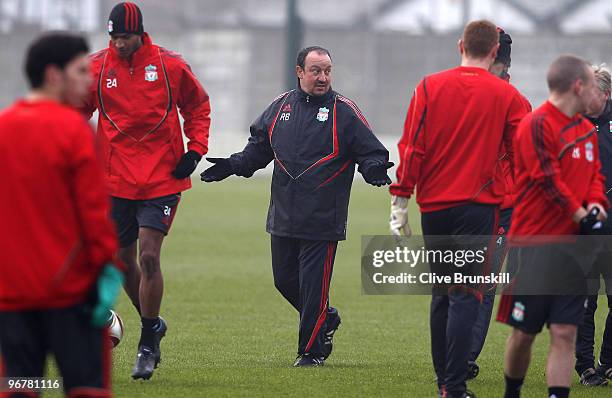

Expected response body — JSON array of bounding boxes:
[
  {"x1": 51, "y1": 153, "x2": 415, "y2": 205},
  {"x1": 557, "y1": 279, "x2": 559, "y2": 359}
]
[
  {"x1": 296, "y1": 46, "x2": 332, "y2": 69},
  {"x1": 547, "y1": 55, "x2": 591, "y2": 94},
  {"x1": 462, "y1": 20, "x2": 499, "y2": 59},
  {"x1": 25, "y1": 32, "x2": 89, "y2": 89}
]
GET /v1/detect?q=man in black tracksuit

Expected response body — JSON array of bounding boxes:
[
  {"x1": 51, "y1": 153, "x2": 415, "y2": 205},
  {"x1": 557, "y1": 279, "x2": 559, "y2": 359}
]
[
  {"x1": 200, "y1": 46, "x2": 392, "y2": 366},
  {"x1": 575, "y1": 64, "x2": 612, "y2": 385}
]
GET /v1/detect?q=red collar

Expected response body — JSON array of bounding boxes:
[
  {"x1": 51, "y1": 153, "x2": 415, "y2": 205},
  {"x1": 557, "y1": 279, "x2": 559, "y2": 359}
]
[{"x1": 107, "y1": 32, "x2": 155, "y2": 62}]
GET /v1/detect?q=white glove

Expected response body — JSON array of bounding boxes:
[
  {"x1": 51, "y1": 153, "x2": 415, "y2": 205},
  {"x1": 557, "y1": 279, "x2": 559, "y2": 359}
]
[{"x1": 390, "y1": 195, "x2": 411, "y2": 237}]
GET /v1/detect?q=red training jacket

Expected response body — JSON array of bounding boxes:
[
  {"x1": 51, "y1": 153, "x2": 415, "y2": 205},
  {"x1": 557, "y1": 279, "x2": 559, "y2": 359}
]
[
  {"x1": 81, "y1": 33, "x2": 211, "y2": 200},
  {"x1": 509, "y1": 101, "x2": 608, "y2": 238},
  {"x1": 500, "y1": 90, "x2": 532, "y2": 209},
  {"x1": 0, "y1": 100, "x2": 119, "y2": 310},
  {"x1": 390, "y1": 66, "x2": 528, "y2": 213}
]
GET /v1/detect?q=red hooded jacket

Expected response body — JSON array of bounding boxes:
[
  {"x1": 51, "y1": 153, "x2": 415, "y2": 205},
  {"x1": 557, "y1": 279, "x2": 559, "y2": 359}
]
[
  {"x1": 82, "y1": 33, "x2": 211, "y2": 200},
  {"x1": 0, "y1": 100, "x2": 119, "y2": 310}
]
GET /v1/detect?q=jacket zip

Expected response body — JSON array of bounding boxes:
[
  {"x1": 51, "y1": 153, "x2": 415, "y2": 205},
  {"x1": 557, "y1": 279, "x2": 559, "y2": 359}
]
[{"x1": 97, "y1": 50, "x2": 172, "y2": 142}]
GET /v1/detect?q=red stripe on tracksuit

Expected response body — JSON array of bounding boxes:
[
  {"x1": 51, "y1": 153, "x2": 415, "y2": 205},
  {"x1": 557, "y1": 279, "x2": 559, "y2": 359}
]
[
  {"x1": 317, "y1": 160, "x2": 351, "y2": 188},
  {"x1": 269, "y1": 94, "x2": 340, "y2": 180},
  {"x1": 496, "y1": 245, "x2": 520, "y2": 324},
  {"x1": 164, "y1": 194, "x2": 181, "y2": 230},
  {"x1": 301, "y1": 100, "x2": 339, "y2": 173},
  {"x1": 337, "y1": 95, "x2": 370, "y2": 129},
  {"x1": 532, "y1": 115, "x2": 569, "y2": 209},
  {"x1": 496, "y1": 269, "x2": 517, "y2": 324},
  {"x1": 304, "y1": 243, "x2": 334, "y2": 353},
  {"x1": 268, "y1": 95, "x2": 293, "y2": 177},
  {"x1": 68, "y1": 387, "x2": 112, "y2": 398},
  {"x1": 267, "y1": 95, "x2": 288, "y2": 140},
  {"x1": 476, "y1": 207, "x2": 500, "y2": 296},
  {"x1": 497, "y1": 292, "x2": 513, "y2": 323}
]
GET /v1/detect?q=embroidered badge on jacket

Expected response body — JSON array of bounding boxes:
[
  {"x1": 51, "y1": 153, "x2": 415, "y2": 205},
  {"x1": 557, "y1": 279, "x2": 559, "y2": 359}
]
[
  {"x1": 586, "y1": 141, "x2": 594, "y2": 162},
  {"x1": 316, "y1": 107, "x2": 329, "y2": 122},
  {"x1": 145, "y1": 64, "x2": 158, "y2": 82}
]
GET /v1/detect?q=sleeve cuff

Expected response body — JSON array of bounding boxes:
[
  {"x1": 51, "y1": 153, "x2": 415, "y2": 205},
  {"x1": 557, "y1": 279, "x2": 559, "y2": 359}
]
[
  {"x1": 389, "y1": 184, "x2": 412, "y2": 199},
  {"x1": 587, "y1": 195, "x2": 610, "y2": 210},
  {"x1": 187, "y1": 142, "x2": 207, "y2": 157}
]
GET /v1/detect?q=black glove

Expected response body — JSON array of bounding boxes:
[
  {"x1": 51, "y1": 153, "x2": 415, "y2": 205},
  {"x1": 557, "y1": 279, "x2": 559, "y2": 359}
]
[
  {"x1": 362, "y1": 161, "x2": 394, "y2": 187},
  {"x1": 580, "y1": 207, "x2": 606, "y2": 235},
  {"x1": 172, "y1": 150, "x2": 202, "y2": 179},
  {"x1": 200, "y1": 157, "x2": 234, "y2": 182}
]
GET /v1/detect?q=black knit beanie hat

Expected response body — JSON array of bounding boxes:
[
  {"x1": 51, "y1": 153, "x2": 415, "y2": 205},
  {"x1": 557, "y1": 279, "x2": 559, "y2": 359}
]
[
  {"x1": 496, "y1": 27, "x2": 512, "y2": 66},
  {"x1": 108, "y1": 2, "x2": 144, "y2": 35}
]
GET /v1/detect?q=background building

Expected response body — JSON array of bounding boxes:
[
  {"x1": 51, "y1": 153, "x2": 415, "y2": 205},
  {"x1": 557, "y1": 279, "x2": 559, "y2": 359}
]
[{"x1": 1, "y1": 0, "x2": 611, "y2": 160}]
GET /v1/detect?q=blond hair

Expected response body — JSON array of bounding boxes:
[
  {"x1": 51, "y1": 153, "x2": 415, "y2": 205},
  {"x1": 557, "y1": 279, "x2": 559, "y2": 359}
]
[{"x1": 592, "y1": 63, "x2": 611, "y2": 95}]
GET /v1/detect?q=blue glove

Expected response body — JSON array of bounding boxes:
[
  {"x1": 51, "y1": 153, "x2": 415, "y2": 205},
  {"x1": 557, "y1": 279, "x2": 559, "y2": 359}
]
[{"x1": 91, "y1": 264, "x2": 124, "y2": 327}]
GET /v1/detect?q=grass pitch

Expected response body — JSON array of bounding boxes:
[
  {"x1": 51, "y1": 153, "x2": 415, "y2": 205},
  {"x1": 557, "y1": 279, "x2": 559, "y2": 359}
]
[{"x1": 47, "y1": 178, "x2": 609, "y2": 397}]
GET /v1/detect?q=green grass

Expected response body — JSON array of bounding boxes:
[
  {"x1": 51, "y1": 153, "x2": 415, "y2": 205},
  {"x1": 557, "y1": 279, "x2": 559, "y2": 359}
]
[{"x1": 46, "y1": 178, "x2": 609, "y2": 397}]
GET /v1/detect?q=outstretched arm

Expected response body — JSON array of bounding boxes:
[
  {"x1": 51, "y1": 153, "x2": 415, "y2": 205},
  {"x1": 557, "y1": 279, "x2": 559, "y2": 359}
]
[
  {"x1": 201, "y1": 104, "x2": 277, "y2": 182},
  {"x1": 341, "y1": 98, "x2": 392, "y2": 186}
]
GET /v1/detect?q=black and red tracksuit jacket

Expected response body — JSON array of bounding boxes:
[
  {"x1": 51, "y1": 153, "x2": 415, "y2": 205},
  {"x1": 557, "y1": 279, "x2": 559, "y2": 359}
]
[
  {"x1": 390, "y1": 66, "x2": 528, "y2": 213},
  {"x1": 509, "y1": 101, "x2": 608, "y2": 239},
  {"x1": 228, "y1": 86, "x2": 389, "y2": 241},
  {"x1": 588, "y1": 99, "x2": 612, "y2": 207}
]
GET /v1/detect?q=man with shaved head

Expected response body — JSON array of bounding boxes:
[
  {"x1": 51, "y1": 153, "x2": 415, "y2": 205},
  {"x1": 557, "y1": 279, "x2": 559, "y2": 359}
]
[{"x1": 498, "y1": 55, "x2": 608, "y2": 398}]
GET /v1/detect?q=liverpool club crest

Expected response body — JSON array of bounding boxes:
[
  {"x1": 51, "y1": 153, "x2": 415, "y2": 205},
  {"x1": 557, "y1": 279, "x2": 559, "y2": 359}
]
[
  {"x1": 586, "y1": 141, "x2": 594, "y2": 162},
  {"x1": 316, "y1": 107, "x2": 329, "y2": 122},
  {"x1": 512, "y1": 302, "x2": 525, "y2": 322},
  {"x1": 144, "y1": 64, "x2": 158, "y2": 82}
]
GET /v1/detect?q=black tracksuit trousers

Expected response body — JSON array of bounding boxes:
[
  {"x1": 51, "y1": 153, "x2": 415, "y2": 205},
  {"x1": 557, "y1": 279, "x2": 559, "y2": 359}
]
[
  {"x1": 271, "y1": 235, "x2": 338, "y2": 357},
  {"x1": 575, "y1": 247, "x2": 612, "y2": 374},
  {"x1": 469, "y1": 208, "x2": 513, "y2": 363},
  {"x1": 421, "y1": 203, "x2": 498, "y2": 398}
]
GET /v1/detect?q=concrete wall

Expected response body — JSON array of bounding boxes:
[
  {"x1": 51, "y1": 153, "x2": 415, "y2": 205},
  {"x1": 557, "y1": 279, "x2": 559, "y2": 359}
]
[{"x1": 2, "y1": 28, "x2": 612, "y2": 148}]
